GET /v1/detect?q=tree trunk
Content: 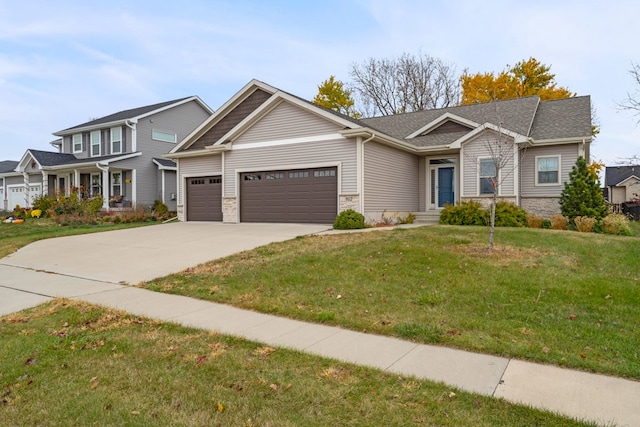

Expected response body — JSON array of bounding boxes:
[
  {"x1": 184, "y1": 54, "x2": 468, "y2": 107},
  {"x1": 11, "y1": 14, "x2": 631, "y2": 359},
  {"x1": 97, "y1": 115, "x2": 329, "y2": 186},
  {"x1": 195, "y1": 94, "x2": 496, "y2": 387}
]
[{"x1": 489, "y1": 191, "x2": 497, "y2": 250}]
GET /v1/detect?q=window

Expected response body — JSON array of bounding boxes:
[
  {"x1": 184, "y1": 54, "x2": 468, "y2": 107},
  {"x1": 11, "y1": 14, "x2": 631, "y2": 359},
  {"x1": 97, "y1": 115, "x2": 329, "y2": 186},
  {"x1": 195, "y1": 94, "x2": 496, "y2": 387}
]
[
  {"x1": 266, "y1": 173, "x2": 284, "y2": 180},
  {"x1": 479, "y1": 158, "x2": 497, "y2": 195},
  {"x1": 90, "y1": 130, "x2": 101, "y2": 157},
  {"x1": 209, "y1": 177, "x2": 221, "y2": 184},
  {"x1": 314, "y1": 169, "x2": 336, "y2": 178},
  {"x1": 90, "y1": 173, "x2": 101, "y2": 197},
  {"x1": 289, "y1": 171, "x2": 309, "y2": 179},
  {"x1": 243, "y1": 174, "x2": 261, "y2": 181},
  {"x1": 536, "y1": 156, "x2": 560, "y2": 185},
  {"x1": 152, "y1": 130, "x2": 177, "y2": 143},
  {"x1": 111, "y1": 127, "x2": 122, "y2": 154},
  {"x1": 72, "y1": 134, "x2": 82, "y2": 153},
  {"x1": 111, "y1": 172, "x2": 122, "y2": 196}
]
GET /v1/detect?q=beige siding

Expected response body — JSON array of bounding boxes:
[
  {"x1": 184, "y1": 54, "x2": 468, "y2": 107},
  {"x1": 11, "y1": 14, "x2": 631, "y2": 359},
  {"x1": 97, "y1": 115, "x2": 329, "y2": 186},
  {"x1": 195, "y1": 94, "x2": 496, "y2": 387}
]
[
  {"x1": 418, "y1": 157, "x2": 426, "y2": 211},
  {"x1": 233, "y1": 101, "x2": 343, "y2": 145},
  {"x1": 224, "y1": 138, "x2": 357, "y2": 196},
  {"x1": 177, "y1": 155, "x2": 223, "y2": 205},
  {"x1": 520, "y1": 144, "x2": 580, "y2": 197},
  {"x1": 363, "y1": 142, "x2": 419, "y2": 212},
  {"x1": 461, "y1": 131, "x2": 516, "y2": 197}
]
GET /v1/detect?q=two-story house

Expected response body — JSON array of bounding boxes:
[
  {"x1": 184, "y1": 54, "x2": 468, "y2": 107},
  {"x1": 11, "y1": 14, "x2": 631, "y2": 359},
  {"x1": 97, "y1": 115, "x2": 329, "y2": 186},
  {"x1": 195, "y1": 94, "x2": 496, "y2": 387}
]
[{"x1": 2, "y1": 97, "x2": 213, "y2": 211}]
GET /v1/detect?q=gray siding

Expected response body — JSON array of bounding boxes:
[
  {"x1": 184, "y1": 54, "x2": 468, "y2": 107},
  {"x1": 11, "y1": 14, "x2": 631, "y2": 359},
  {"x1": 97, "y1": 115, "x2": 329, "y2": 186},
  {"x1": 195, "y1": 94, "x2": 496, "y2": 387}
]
[
  {"x1": 177, "y1": 156, "x2": 223, "y2": 206},
  {"x1": 224, "y1": 138, "x2": 357, "y2": 197},
  {"x1": 461, "y1": 131, "x2": 516, "y2": 197},
  {"x1": 117, "y1": 100, "x2": 211, "y2": 206},
  {"x1": 520, "y1": 144, "x2": 580, "y2": 197},
  {"x1": 363, "y1": 142, "x2": 419, "y2": 211},
  {"x1": 234, "y1": 101, "x2": 343, "y2": 145}
]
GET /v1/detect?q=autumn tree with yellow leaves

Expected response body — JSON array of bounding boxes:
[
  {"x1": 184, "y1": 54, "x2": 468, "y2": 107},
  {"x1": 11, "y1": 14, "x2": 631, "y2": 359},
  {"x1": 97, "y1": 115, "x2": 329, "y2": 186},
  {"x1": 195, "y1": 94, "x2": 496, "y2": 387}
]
[
  {"x1": 460, "y1": 57, "x2": 575, "y2": 104},
  {"x1": 312, "y1": 76, "x2": 360, "y2": 119}
]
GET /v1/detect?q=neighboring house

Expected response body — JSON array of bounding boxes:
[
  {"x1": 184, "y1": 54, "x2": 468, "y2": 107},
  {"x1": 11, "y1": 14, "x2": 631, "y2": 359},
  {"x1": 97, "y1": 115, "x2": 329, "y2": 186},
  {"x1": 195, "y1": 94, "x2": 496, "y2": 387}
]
[
  {"x1": 605, "y1": 165, "x2": 640, "y2": 204},
  {"x1": 0, "y1": 160, "x2": 19, "y2": 211},
  {"x1": 167, "y1": 79, "x2": 593, "y2": 224},
  {"x1": 3, "y1": 97, "x2": 213, "y2": 211}
]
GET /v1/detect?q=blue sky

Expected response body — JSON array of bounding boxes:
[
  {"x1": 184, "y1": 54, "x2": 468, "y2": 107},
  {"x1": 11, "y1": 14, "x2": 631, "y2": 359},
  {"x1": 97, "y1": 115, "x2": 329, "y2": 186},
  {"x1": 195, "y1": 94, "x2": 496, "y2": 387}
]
[{"x1": 2, "y1": 0, "x2": 640, "y2": 165}]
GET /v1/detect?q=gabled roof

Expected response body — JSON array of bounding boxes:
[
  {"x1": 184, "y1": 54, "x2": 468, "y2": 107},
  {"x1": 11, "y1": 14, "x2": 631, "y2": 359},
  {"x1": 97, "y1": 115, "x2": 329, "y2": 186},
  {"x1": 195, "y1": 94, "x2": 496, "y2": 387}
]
[
  {"x1": 170, "y1": 79, "x2": 364, "y2": 156},
  {"x1": 17, "y1": 149, "x2": 142, "y2": 171},
  {"x1": 54, "y1": 96, "x2": 213, "y2": 135},
  {"x1": 605, "y1": 165, "x2": 640, "y2": 186},
  {"x1": 170, "y1": 79, "x2": 592, "y2": 157},
  {"x1": 0, "y1": 160, "x2": 19, "y2": 174}
]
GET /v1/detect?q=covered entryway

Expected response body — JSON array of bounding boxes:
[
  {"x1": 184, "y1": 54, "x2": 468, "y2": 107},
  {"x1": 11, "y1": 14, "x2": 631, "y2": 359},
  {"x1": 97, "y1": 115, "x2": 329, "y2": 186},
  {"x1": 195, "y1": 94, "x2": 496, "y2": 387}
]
[
  {"x1": 240, "y1": 167, "x2": 337, "y2": 223},
  {"x1": 186, "y1": 176, "x2": 222, "y2": 221}
]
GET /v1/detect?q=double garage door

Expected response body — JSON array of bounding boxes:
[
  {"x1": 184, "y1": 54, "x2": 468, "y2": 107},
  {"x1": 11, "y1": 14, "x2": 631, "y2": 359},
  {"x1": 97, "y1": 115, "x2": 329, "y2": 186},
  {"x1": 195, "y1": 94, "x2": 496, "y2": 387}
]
[{"x1": 186, "y1": 167, "x2": 337, "y2": 223}]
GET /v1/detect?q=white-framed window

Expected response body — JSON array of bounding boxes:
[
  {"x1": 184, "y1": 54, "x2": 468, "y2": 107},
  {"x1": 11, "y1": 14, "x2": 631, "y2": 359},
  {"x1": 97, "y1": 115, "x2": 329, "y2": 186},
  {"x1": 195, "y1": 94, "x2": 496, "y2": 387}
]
[
  {"x1": 111, "y1": 172, "x2": 122, "y2": 196},
  {"x1": 152, "y1": 129, "x2": 177, "y2": 143},
  {"x1": 536, "y1": 155, "x2": 560, "y2": 185},
  {"x1": 72, "y1": 134, "x2": 83, "y2": 153},
  {"x1": 90, "y1": 130, "x2": 101, "y2": 157},
  {"x1": 90, "y1": 173, "x2": 101, "y2": 197},
  {"x1": 111, "y1": 127, "x2": 122, "y2": 154},
  {"x1": 479, "y1": 157, "x2": 497, "y2": 195}
]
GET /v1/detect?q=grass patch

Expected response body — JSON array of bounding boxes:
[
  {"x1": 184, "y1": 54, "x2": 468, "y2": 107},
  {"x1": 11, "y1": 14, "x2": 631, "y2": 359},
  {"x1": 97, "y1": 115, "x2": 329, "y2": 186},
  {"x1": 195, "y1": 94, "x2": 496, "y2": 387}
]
[
  {"x1": 0, "y1": 300, "x2": 594, "y2": 426},
  {"x1": 145, "y1": 225, "x2": 640, "y2": 379},
  {"x1": 0, "y1": 217, "x2": 152, "y2": 258}
]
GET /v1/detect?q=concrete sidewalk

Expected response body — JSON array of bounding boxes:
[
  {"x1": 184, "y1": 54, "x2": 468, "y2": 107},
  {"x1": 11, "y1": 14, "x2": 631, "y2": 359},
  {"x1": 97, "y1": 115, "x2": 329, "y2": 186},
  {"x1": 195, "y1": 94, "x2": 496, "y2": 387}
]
[
  {"x1": 1, "y1": 223, "x2": 639, "y2": 426},
  {"x1": 1, "y1": 264, "x2": 638, "y2": 426}
]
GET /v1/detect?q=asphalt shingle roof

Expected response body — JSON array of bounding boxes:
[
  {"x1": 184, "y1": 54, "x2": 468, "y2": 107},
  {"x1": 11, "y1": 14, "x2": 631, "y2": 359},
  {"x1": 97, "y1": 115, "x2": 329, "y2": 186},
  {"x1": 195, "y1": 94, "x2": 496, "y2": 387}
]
[
  {"x1": 358, "y1": 95, "x2": 592, "y2": 147},
  {"x1": 58, "y1": 97, "x2": 192, "y2": 132},
  {"x1": 605, "y1": 165, "x2": 640, "y2": 186},
  {"x1": 153, "y1": 158, "x2": 177, "y2": 168},
  {"x1": 0, "y1": 160, "x2": 18, "y2": 173},
  {"x1": 28, "y1": 149, "x2": 133, "y2": 167}
]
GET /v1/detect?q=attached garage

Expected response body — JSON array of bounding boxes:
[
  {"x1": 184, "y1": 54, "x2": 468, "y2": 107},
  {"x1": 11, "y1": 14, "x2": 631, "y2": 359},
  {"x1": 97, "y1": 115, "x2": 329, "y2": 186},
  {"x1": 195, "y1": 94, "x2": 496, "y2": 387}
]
[
  {"x1": 186, "y1": 176, "x2": 222, "y2": 221},
  {"x1": 240, "y1": 167, "x2": 337, "y2": 223}
]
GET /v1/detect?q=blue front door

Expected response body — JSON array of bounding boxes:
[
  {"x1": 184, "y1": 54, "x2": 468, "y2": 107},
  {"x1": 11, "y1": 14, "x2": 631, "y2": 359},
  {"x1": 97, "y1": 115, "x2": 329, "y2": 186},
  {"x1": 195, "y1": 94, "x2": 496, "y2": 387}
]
[{"x1": 438, "y1": 167, "x2": 454, "y2": 207}]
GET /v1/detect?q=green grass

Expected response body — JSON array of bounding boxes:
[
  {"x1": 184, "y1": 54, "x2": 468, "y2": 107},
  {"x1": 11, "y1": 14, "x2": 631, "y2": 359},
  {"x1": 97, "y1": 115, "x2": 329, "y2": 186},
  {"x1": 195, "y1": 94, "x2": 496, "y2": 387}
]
[
  {"x1": 0, "y1": 217, "x2": 153, "y2": 258},
  {"x1": 145, "y1": 225, "x2": 640, "y2": 379},
  {"x1": 0, "y1": 300, "x2": 595, "y2": 426}
]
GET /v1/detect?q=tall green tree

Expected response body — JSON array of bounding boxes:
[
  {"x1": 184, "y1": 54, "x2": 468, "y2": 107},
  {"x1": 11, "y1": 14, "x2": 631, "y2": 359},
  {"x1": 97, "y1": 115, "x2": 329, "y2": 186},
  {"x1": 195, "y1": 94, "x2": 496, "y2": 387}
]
[
  {"x1": 312, "y1": 76, "x2": 360, "y2": 118},
  {"x1": 560, "y1": 157, "x2": 608, "y2": 220},
  {"x1": 460, "y1": 57, "x2": 574, "y2": 104}
]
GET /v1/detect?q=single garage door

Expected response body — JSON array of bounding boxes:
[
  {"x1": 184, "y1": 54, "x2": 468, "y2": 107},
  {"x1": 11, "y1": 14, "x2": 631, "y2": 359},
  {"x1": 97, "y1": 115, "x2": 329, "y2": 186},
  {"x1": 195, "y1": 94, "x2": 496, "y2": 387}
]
[
  {"x1": 240, "y1": 167, "x2": 337, "y2": 223},
  {"x1": 186, "y1": 176, "x2": 222, "y2": 221}
]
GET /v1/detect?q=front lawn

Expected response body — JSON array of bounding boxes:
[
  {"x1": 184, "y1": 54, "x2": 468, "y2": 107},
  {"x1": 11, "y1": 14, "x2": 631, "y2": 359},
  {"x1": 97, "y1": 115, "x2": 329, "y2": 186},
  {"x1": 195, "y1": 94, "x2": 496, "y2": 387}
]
[
  {"x1": 144, "y1": 225, "x2": 640, "y2": 379},
  {"x1": 0, "y1": 300, "x2": 594, "y2": 426}
]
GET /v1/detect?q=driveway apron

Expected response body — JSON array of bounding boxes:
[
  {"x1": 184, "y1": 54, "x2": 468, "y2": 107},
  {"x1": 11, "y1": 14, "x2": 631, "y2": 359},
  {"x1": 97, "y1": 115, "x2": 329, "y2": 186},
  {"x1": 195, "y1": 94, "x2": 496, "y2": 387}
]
[{"x1": 0, "y1": 222, "x2": 330, "y2": 284}]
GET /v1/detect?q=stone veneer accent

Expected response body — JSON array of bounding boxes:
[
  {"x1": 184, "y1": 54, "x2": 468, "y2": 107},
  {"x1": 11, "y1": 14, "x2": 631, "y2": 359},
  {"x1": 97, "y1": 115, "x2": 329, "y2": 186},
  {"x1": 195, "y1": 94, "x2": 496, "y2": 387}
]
[
  {"x1": 222, "y1": 197, "x2": 237, "y2": 223},
  {"x1": 177, "y1": 204, "x2": 184, "y2": 221},
  {"x1": 521, "y1": 197, "x2": 561, "y2": 218},
  {"x1": 339, "y1": 193, "x2": 360, "y2": 212}
]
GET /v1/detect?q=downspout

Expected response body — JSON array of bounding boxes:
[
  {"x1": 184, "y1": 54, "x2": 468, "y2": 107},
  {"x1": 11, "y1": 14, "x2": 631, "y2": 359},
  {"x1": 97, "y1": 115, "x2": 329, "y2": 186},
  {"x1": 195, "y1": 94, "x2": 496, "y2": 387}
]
[
  {"x1": 96, "y1": 163, "x2": 110, "y2": 210},
  {"x1": 358, "y1": 133, "x2": 375, "y2": 215}
]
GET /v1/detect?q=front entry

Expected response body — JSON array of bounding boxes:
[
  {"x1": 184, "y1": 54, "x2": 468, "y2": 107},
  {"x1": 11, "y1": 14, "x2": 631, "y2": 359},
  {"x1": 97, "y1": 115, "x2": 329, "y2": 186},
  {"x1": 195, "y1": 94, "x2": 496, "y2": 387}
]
[
  {"x1": 429, "y1": 159, "x2": 456, "y2": 209},
  {"x1": 437, "y1": 167, "x2": 454, "y2": 207}
]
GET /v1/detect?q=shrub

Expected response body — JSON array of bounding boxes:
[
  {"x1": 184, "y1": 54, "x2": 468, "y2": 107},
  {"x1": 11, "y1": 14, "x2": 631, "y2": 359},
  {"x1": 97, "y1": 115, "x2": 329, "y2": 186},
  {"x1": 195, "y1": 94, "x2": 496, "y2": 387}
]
[
  {"x1": 526, "y1": 213, "x2": 544, "y2": 228},
  {"x1": 489, "y1": 201, "x2": 528, "y2": 227},
  {"x1": 32, "y1": 193, "x2": 57, "y2": 215},
  {"x1": 560, "y1": 157, "x2": 608, "y2": 220},
  {"x1": 601, "y1": 213, "x2": 633, "y2": 236},
  {"x1": 573, "y1": 216, "x2": 597, "y2": 233},
  {"x1": 152, "y1": 200, "x2": 170, "y2": 221},
  {"x1": 333, "y1": 209, "x2": 365, "y2": 230},
  {"x1": 397, "y1": 213, "x2": 416, "y2": 224},
  {"x1": 439, "y1": 201, "x2": 485, "y2": 225},
  {"x1": 549, "y1": 214, "x2": 569, "y2": 230}
]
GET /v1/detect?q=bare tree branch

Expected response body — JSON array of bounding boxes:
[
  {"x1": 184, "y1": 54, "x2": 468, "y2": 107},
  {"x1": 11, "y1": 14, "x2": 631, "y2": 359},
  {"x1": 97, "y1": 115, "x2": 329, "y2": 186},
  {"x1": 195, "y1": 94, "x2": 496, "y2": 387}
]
[{"x1": 350, "y1": 52, "x2": 459, "y2": 116}]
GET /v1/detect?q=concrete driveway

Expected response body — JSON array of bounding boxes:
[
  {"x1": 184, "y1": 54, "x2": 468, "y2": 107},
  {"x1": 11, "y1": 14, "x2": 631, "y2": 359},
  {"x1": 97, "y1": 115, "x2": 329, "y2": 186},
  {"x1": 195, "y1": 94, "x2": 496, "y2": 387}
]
[{"x1": 0, "y1": 222, "x2": 330, "y2": 285}]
